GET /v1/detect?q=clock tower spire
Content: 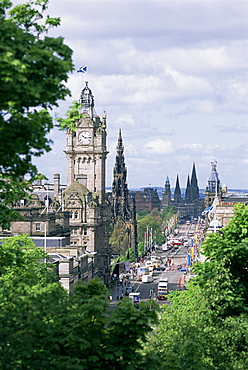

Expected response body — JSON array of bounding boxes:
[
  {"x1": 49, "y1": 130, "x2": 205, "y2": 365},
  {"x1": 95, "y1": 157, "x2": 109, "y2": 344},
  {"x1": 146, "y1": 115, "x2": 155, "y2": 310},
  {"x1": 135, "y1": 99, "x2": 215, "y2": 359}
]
[
  {"x1": 65, "y1": 82, "x2": 108, "y2": 205},
  {"x1": 63, "y1": 82, "x2": 110, "y2": 285}
]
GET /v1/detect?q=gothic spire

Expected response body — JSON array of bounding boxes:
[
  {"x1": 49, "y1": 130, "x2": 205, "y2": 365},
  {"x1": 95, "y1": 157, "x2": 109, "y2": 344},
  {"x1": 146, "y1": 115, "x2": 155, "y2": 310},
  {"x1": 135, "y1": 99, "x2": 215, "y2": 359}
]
[
  {"x1": 185, "y1": 175, "x2": 191, "y2": 202},
  {"x1": 117, "y1": 129, "x2": 124, "y2": 157},
  {"x1": 174, "y1": 175, "x2": 182, "y2": 203},
  {"x1": 112, "y1": 130, "x2": 130, "y2": 222},
  {"x1": 190, "y1": 162, "x2": 199, "y2": 200}
]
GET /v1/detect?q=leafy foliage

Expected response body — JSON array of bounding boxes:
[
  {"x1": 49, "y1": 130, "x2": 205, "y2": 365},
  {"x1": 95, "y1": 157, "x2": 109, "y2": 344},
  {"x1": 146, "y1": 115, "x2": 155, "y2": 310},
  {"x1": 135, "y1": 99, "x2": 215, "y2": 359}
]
[
  {"x1": 137, "y1": 214, "x2": 163, "y2": 244},
  {"x1": 148, "y1": 204, "x2": 248, "y2": 369},
  {"x1": 56, "y1": 100, "x2": 85, "y2": 131},
  {"x1": 0, "y1": 234, "x2": 159, "y2": 369},
  {"x1": 109, "y1": 218, "x2": 130, "y2": 256},
  {"x1": 148, "y1": 284, "x2": 248, "y2": 369},
  {"x1": 194, "y1": 204, "x2": 248, "y2": 317},
  {"x1": 0, "y1": 0, "x2": 73, "y2": 227}
]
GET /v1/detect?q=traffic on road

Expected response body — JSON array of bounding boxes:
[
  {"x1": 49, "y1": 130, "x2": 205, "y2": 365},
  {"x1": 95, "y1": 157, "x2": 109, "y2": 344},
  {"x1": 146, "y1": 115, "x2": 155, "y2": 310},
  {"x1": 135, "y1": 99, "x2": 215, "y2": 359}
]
[{"x1": 109, "y1": 219, "x2": 205, "y2": 307}]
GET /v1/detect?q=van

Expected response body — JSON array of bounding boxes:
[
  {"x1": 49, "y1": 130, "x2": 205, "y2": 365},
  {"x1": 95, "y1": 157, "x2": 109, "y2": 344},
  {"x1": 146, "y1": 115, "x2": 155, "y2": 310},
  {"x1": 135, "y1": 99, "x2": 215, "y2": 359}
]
[{"x1": 142, "y1": 274, "x2": 153, "y2": 283}]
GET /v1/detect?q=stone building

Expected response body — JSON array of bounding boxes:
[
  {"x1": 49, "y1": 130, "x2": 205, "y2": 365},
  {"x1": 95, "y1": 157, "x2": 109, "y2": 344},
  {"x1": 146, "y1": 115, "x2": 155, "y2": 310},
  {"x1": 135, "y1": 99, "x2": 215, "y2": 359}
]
[
  {"x1": 129, "y1": 187, "x2": 161, "y2": 212},
  {"x1": 111, "y1": 129, "x2": 138, "y2": 257},
  {"x1": 203, "y1": 160, "x2": 248, "y2": 232},
  {"x1": 162, "y1": 163, "x2": 204, "y2": 219},
  {"x1": 1, "y1": 82, "x2": 111, "y2": 287}
]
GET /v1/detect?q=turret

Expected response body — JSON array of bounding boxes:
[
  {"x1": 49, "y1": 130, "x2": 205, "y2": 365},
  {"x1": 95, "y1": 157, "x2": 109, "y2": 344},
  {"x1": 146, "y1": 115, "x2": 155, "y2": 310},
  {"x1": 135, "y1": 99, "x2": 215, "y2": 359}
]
[
  {"x1": 162, "y1": 176, "x2": 171, "y2": 206},
  {"x1": 79, "y1": 81, "x2": 96, "y2": 118}
]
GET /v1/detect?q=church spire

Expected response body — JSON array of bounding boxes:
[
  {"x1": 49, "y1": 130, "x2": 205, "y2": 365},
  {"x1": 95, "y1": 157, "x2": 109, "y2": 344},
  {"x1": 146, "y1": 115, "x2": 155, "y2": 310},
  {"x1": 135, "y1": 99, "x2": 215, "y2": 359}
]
[
  {"x1": 162, "y1": 175, "x2": 171, "y2": 206},
  {"x1": 174, "y1": 175, "x2": 182, "y2": 203},
  {"x1": 190, "y1": 162, "x2": 199, "y2": 200},
  {"x1": 185, "y1": 175, "x2": 191, "y2": 202}
]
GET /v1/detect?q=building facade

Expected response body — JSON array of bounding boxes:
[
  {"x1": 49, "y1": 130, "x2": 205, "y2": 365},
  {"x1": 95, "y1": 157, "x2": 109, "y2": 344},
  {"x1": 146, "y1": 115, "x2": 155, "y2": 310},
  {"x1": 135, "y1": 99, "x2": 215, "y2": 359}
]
[
  {"x1": 203, "y1": 160, "x2": 248, "y2": 232},
  {"x1": 162, "y1": 163, "x2": 204, "y2": 219},
  {"x1": 129, "y1": 187, "x2": 161, "y2": 212},
  {"x1": 1, "y1": 82, "x2": 111, "y2": 287}
]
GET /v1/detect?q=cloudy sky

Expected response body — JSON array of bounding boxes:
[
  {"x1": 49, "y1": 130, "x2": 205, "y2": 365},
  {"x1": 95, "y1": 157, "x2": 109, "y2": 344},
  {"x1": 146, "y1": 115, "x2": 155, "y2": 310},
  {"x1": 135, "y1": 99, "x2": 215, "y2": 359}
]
[{"x1": 32, "y1": 0, "x2": 248, "y2": 190}]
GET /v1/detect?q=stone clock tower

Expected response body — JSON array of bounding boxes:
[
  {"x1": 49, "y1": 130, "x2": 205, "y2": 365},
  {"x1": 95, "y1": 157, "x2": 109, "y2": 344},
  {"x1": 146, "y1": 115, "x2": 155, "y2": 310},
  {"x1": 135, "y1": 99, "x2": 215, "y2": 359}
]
[
  {"x1": 64, "y1": 82, "x2": 111, "y2": 286},
  {"x1": 66, "y1": 82, "x2": 107, "y2": 205}
]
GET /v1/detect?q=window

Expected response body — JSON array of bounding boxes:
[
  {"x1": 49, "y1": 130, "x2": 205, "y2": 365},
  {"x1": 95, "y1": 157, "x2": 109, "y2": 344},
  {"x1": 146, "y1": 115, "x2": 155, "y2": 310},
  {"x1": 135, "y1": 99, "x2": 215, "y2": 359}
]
[
  {"x1": 75, "y1": 211, "x2": 79, "y2": 219},
  {"x1": 83, "y1": 228, "x2": 87, "y2": 236},
  {"x1": 35, "y1": 223, "x2": 41, "y2": 231}
]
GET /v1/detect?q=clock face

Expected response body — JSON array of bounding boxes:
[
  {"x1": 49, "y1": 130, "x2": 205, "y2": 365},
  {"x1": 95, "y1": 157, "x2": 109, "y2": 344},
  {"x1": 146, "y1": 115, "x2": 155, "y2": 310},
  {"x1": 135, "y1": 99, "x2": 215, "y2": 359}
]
[{"x1": 78, "y1": 131, "x2": 92, "y2": 144}]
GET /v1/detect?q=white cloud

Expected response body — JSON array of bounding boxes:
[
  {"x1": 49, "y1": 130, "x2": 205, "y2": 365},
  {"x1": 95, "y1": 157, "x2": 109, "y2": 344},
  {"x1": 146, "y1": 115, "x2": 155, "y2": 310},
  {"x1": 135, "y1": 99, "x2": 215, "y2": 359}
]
[
  {"x1": 144, "y1": 139, "x2": 176, "y2": 155},
  {"x1": 181, "y1": 143, "x2": 203, "y2": 150},
  {"x1": 114, "y1": 114, "x2": 136, "y2": 126},
  {"x1": 20, "y1": 0, "x2": 248, "y2": 189}
]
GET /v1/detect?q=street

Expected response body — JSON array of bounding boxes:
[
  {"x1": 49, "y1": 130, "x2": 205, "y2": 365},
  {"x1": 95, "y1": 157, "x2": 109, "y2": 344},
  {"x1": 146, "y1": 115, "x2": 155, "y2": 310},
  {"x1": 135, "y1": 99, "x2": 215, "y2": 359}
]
[{"x1": 110, "y1": 220, "x2": 203, "y2": 307}]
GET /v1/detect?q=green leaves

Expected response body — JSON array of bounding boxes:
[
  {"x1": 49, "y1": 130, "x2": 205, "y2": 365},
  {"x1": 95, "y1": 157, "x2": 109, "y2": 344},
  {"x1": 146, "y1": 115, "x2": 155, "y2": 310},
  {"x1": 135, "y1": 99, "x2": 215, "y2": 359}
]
[
  {"x1": 195, "y1": 204, "x2": 248, "y2": 318},
  {"x1": 56, "y1": 100, "x2": 84, "y2": 131},
  {"x1": 0, "y1": 0, "x2": 73, "y2": 228},
  {"x1": 0, "y1": 236, "x2": 159, "y2": 369}
]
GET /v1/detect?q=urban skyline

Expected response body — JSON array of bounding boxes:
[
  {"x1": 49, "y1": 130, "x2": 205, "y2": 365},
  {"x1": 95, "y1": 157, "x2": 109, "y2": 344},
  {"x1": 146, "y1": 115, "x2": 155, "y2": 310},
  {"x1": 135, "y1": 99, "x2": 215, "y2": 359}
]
[{"x1": 29, "y1": 0, "x2": 248, "y2": 189}]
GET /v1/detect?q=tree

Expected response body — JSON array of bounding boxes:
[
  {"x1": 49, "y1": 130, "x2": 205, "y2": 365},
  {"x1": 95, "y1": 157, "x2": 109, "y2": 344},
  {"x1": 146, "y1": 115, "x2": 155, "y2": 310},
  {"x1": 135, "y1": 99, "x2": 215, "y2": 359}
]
[
  {"x1": 0, "y1": 235, "x2": 159, "y2": 369},
  {"x1": 0, "y1": 0, "x2": 73, "y2": 228},
  {"x1": 147, "y1": 204, "x2": 248, "y2": 369},
  {"x1": 137, "y1": 214, "x2": 164, "y2": 245},
  {"x1": 109, "y1": 218, "x2": 130, "y2": 255},
  {"x1": 194, "y1": 203, "x2": 248, "y2": 318}
]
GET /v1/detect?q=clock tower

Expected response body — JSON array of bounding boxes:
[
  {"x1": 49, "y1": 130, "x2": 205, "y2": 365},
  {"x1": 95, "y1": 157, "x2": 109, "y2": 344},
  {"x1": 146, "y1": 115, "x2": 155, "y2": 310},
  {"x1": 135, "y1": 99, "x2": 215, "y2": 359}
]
[
  {"x1": 65, "y1": 82, "x2": 107, "y2": 205},
  {"x1": 64, "y1": 82, "x2": 111, "y2": 285}
]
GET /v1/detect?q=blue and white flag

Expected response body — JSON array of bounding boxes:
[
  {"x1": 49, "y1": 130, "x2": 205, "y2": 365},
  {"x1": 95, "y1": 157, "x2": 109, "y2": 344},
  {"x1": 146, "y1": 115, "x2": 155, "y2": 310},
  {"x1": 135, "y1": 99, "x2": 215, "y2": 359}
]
[
  {"x1": 77, "y1": 65, "x2": 88, "y2": 73},
  {"x1": 202, "y1": 196, "x2": 219, "y2": 221},
  {"x1": 202, "y1": 206, "x2": 213, "y2": 215}
]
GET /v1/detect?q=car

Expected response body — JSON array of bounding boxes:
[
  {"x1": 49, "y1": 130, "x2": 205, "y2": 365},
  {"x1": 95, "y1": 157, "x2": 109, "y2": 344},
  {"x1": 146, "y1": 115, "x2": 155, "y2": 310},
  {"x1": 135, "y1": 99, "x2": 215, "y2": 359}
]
[
  {"x1": 125, "y1": 285, "x2": 133, "y2": 295},
  {"x1": 177, "y1": 264, "x2": 182, "y2": 270},
  {"x1": 156, "y1": 266, "x2": 165, "y2": 271}
]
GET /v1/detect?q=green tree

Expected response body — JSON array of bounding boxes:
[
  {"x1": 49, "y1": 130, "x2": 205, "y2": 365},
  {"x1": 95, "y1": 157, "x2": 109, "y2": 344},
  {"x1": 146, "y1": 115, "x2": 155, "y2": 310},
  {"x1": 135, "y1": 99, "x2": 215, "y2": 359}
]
[
  {"x1": 0, "y1": 235, "x2": 159, "y2": 369},
  {"x1": 109, "y1": 218, "x2": 129, "y2": 256},
  {"x1": 160, "y1": 206, "x2": 177, "y2": 222},
  {"x1": 195, "y1": 203, "x2": 248, "y2": 318},
  {"x1": 137, "y1": 214, "x2": 163, "y2": 245},
  {"x1": 0, "y1": 0, "x2": 73, "y2": 228},
  {"x1": 147, "y1": 204, "x2": 248, "y2": 369}
]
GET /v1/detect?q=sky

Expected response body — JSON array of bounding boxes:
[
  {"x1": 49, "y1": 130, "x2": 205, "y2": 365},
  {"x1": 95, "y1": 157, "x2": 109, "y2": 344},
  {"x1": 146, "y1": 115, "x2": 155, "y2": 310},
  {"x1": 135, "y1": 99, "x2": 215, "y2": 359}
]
[{"x1": 31, "y1": 0, "x2": 248, "y2": 190}]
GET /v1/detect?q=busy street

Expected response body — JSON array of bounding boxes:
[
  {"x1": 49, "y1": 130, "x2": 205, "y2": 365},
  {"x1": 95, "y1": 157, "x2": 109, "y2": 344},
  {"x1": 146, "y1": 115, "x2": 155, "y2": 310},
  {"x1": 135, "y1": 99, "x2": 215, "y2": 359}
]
[{"x1": 110, "y1": 219, "x2": 205, "y2": 307}]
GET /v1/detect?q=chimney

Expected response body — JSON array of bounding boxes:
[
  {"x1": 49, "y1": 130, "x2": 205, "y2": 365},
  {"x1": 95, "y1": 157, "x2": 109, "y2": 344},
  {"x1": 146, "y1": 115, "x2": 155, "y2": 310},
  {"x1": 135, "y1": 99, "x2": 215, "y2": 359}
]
[{"x1": 54, "y1": 173, "x2": 60, "y2": 197}]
